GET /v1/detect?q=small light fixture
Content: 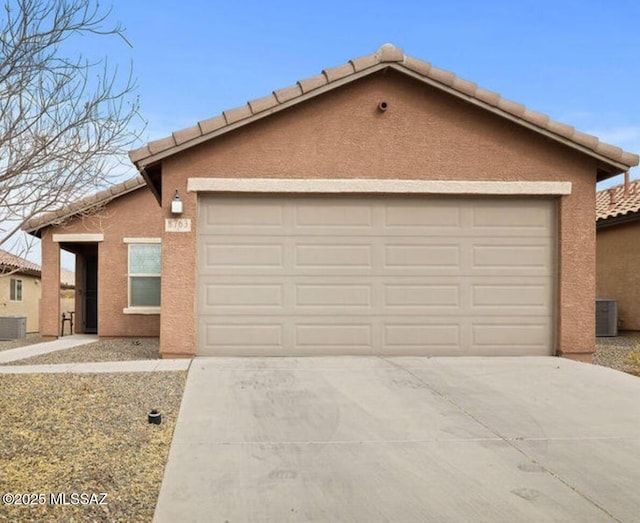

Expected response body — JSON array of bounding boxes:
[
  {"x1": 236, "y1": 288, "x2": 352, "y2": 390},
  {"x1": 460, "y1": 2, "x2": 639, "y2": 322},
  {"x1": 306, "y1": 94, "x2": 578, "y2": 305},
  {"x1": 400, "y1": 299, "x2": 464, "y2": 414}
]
[{"x1": 171, "y1": 189, "x2": 183, "y2": 214}]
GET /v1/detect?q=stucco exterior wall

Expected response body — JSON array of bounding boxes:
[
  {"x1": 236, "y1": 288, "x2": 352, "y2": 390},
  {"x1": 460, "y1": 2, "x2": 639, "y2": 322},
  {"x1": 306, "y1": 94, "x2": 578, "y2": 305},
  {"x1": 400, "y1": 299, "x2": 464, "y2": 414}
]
[
  {"x1": 0, "y1": 273, "x2": 41, "y2": 333},
  {"x1": 158, "y1": 70, "x2": 597, "y2": 359},
  {"x1": 597, "y1": 221, "x2": 640, "y2": 331},
  {"x1": 40, "y1": 187, "x2": 162, "y2": 338}
]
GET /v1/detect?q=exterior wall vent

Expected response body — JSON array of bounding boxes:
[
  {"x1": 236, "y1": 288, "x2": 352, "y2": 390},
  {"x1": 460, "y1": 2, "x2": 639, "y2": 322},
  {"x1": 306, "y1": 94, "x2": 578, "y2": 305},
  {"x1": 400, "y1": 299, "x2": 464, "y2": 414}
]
[
  {"x1": 596, "y1": 299, "x2": 618, "y2": 337},
  {"x1": 0, "y1": 315, "x2": 27, "y2": 340}
]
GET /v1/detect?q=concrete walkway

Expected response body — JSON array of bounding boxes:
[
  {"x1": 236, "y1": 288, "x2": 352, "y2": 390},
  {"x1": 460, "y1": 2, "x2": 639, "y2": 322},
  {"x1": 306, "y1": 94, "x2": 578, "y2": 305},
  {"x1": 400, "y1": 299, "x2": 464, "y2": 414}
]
[
  {"x1": 0, "y1": 335, "x2": 191, "y2": 373},
  {"x1": 0, "y1": 334, "x2": 99, "y2": 364},
  {"x1": 0, "y1": 359, "x2": 190, "y2": 373},
  {"x1": 154, "y1": 356, "x2": 640, "y2": 522}
]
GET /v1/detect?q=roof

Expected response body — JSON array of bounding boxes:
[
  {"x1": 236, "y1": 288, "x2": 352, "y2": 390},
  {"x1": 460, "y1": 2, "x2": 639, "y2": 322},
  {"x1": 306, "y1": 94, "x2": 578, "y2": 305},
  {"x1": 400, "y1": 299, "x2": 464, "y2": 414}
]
[
  {"x1": 0, "y1": 249, "x2": 41, "y2": 275},
  {"x1": 60, "y1": 269, "x2": 75, "y2": 288},
  {"x1": 130, "y1": 43, "x2": 639, "y2": 177},
  {"x1": 23, "y1": 175, "x2": 147, "y2": 236},
  {"x1": 596, "y1": 178, "x2": 640, "y2": 223}
]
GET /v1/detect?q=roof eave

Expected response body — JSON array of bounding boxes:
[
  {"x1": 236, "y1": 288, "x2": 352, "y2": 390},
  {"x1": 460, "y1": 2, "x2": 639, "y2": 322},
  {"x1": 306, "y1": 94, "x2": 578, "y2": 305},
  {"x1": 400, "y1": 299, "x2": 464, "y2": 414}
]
[
  {"x1": 22, "y1": 181, "x2": 147, "y2": 237},
  {"x1": 596, "y1": 210, "x2": 640, "y2": 229}
]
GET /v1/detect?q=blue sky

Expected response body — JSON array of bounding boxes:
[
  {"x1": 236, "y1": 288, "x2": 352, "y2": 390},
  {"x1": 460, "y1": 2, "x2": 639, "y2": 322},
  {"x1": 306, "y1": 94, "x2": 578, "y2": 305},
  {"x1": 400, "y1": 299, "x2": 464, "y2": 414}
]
[{"x1": 95, "y1": 0, "x2": 640, "y2": 189}]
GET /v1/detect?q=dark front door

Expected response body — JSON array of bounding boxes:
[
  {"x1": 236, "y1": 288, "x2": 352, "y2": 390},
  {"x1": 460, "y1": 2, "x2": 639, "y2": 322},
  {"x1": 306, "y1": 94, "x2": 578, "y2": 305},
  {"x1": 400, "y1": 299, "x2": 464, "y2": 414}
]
[{"x1": 84, "y1": 253, "x2": 98, "y2": 333}]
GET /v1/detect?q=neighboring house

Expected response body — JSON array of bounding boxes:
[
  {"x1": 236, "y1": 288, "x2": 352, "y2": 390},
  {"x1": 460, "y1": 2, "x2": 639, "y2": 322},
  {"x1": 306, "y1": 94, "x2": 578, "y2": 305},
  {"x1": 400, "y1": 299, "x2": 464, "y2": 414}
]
[
  {"x1": 596, "y1": 178, "x2": 640, "y2": 330},
  {"x1": 24, "y1": 44, "x2": 639, "y2": 361},
  {"x1": 0, "y1": 249, "x2": 41, "y2": 333}
]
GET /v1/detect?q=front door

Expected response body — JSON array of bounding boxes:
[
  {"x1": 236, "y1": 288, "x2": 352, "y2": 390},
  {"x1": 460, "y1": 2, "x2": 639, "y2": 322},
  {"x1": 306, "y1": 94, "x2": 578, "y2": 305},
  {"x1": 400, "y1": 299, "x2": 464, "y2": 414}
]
[{"x1": 83, "y1": 253, "x2": 98, "y2": 333}]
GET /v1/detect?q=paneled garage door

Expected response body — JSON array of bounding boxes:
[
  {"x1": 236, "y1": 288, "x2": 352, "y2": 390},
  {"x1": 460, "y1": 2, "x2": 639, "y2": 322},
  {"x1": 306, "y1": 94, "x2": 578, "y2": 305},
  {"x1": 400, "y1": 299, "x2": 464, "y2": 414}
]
[{"x1": 197, "y1": 195, "x2": 555, "y2": 356}]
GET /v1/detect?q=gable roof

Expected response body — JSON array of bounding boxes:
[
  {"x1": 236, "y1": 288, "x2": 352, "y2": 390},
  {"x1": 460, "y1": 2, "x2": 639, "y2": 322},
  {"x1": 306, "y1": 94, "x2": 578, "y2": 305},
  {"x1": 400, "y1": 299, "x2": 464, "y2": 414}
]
[
  {"x1": 596, "y1": 178, "x2": 640, "y2": 224},
  {"x1": 22, "y1": 175, "x2": 146, "y2": 237},
  {"x1": 0, "y1": 249, "x2": 41, "y2": 276},
  {"x1": 129, "y1": 43, "x2": 638, "y2": 179}
]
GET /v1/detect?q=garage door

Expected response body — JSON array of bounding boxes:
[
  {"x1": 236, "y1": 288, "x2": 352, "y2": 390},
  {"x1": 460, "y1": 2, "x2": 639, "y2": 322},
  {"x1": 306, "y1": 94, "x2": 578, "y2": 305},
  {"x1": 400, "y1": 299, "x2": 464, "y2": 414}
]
[{"x1": 197, "y1": 194, "x2": 555, "y2": 356}]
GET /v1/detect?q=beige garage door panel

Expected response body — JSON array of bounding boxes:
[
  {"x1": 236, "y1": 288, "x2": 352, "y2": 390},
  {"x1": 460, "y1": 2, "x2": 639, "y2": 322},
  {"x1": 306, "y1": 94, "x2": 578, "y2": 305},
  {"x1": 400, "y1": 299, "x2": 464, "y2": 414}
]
[{"x1": 198, "y1": 195, "x2": 555, "y2": 356}]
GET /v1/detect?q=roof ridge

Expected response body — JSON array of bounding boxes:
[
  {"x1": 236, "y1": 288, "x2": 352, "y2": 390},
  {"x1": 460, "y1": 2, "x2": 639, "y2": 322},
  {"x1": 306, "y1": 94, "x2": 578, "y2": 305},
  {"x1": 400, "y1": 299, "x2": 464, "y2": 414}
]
[{"x1": 129, "y1": 44, "x2": 639, "y2": 171}]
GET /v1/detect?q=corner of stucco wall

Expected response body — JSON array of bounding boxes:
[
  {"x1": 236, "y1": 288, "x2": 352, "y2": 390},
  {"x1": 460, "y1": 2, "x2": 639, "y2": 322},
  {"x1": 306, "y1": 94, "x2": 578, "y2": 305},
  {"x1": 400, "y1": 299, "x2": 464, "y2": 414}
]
[
  {"x1": 39, "y1": 229, "x2": 61, "y2": 338},
  {"x1": 159, "y1": 174, "x2": 197, "y2": 358},
  {"x1": 556, "y1": 175, "x2": 596, "y2": 358}
]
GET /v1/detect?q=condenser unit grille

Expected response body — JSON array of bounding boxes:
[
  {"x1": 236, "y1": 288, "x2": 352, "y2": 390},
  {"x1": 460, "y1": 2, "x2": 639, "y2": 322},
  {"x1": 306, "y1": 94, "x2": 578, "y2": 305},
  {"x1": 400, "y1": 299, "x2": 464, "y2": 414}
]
[
  {"x1": 596, "y1": 299, "x2": 618, "y2": 337},
  {"x1": 0, "y1": 315, "x2": 27, "y2": 340}
]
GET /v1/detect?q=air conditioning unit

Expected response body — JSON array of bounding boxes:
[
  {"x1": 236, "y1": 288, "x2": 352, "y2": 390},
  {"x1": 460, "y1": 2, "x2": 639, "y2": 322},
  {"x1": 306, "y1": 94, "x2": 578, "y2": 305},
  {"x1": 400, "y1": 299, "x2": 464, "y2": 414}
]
[
  {"x1": 0, "y1": 315, "x2": 27, "y2": 340},
  {"x1": 596, "y1": 299, "x2": 618, "y2": 337}
]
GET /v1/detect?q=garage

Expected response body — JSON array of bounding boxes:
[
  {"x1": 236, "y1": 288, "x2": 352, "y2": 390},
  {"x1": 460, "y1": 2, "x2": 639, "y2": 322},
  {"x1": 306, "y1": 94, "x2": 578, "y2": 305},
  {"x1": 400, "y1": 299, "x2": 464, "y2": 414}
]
[{"x1": 197, "y1": 194, "x2": 555, "y2": 356}]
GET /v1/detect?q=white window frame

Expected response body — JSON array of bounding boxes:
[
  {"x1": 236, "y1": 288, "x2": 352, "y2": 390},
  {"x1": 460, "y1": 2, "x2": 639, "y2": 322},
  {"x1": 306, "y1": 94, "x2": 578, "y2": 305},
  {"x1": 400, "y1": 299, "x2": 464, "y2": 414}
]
[
  {"x1": 123, "y1": 238, "x2": 161, "y2": 315},
  {"x1": 10, "y1": 278, "x2": 22, "y2": 302}
]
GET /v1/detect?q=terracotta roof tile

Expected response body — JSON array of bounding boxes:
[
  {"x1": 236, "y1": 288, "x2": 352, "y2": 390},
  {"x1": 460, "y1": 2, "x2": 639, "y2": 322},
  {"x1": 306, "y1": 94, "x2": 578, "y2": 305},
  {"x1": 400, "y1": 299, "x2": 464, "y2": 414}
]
[
  {"x1": 349, "y1": 54, "x2": 378, "y2": 72},
  {"x1": 223, "y1": 105, "x2": 253, "y2": 125},
  {"x1": 248, "y1": 94, "x2": 279, "y2": 114},
  {"x1": 22, "y1": 175, "x2": 147, "y2": 234},
  {"x1": 128, "y1": 145, "x2": 152, "y2": 163},
  {"x1": 198, "y1": 115, "x2": 226, "y2": 134},
  {"x1": 596, "y1": 178, "x2": 640, "y2": 221},
  {"x1": 523, "y1": 109, "x2": 550, "y2": 128},
  {"x1": 297, "y1": 73, "x2": 329, "y2": 94},
  {"x1": 497, "y1": 99, "x2": 526, "y2": 118},
  {"x1": 573, "y1": 131, "x2": 599, "y2": 150},
  {"x1": 428, "y1": 66, "x2": 456, "y2": 86},
  {"x1": 173, "y1": 125, "x2": 202, "y2": 145},
  {"x1": 474, "y1": 87, "x2": 501, "y2": 106},
  {"x1": 148, "y1": 135, "x2": 176, "y2": 154},
  {"x1": 376, "y1": 43, "x2": 403, "y2": 62},
  {"x1": 0, "y1": 249, "x2": 40, "y2": 274},
  {"x1": 273, "y1": 84, "x2": 303, "y2": 103},
  {"x1": 402, "y1": 55, "x2": 432, "y2": 76},
  {"x1": 128, "y1": 44, "x2": 640, "y2": 172},
  {"x1": 451, "y1": 77, "x2": 477, "y2": 96},
  {"x1": 323, "y1": 62, "x2": 356, "y2": 83},
  {"x1": 546, "y1": 120, "x2": 575, "y2": 138}
]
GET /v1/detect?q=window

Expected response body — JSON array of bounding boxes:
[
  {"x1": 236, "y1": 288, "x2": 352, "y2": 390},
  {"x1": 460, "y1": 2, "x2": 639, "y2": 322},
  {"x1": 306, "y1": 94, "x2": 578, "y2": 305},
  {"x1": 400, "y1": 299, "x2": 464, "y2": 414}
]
[
  {"x1": 10, "y1": 278, "x2": 22, "y2": 301},
  {"x1": 128, "y1": 243, "x2": 161, "y2": 308}
]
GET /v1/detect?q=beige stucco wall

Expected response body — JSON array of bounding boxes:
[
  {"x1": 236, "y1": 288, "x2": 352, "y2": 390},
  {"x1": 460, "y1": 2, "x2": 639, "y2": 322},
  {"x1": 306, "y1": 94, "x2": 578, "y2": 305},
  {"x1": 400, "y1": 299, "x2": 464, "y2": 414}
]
[
  {"x1": 39, "y1": 187, "x2": 162, "y2": 338},
  {"x1": 0, "y1": 273, "x2": 40, "y2": 333},
  {"x1": 597, "y1": 221, "x2": 640, "y2": 331},
  {"x1": 158, "y1": 70, "x2": 598, "y2": 359}
]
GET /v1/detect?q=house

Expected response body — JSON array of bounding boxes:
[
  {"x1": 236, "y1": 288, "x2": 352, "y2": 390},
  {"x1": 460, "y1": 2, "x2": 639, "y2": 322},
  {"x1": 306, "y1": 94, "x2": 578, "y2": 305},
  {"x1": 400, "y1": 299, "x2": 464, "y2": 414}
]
[
  {"x1": 0, "y1": 250, "x2": 76, "y2": 336},
  {"x1": 596, "y1": 177, "x2": 640, "y2": 330},
  {"x1": 24, "y1": 44, "x2": 639, "y2": 361},
  {"x1": 0, "y1": 249, "x2": 41, "y2": 334}
]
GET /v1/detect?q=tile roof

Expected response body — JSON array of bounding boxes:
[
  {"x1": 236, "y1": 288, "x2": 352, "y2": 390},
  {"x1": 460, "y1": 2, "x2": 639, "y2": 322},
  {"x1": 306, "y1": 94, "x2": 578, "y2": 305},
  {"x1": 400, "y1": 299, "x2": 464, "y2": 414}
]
[
  {"x1": 129, "y1": 43, "x2": 639, "y2": 173},
  {"x1": 60, "y1": 269, "x2": 75, "y2": 288},
  {"x1": 596, "y1": 178, "x2": 640, "y2": 222},
  {"x1": 22, "y1": 175, "x2": 146, "y2": 235},
  {"x1": 0, "y1": 249, "x2": 41, "y2": 275}
]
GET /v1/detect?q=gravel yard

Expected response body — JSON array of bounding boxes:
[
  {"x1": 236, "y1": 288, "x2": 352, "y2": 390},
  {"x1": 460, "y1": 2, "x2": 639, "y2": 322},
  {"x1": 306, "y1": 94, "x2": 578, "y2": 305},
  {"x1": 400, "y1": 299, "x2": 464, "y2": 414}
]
[
  {"x1": 594, "y1": 331, "x2": 640, "y2": 376},
  {"x1": 0, "y1": 371, "x2": 186, "y2": 522},
  {"x1": 3, "y1": 337, "x2": 160, "y2": 366}
]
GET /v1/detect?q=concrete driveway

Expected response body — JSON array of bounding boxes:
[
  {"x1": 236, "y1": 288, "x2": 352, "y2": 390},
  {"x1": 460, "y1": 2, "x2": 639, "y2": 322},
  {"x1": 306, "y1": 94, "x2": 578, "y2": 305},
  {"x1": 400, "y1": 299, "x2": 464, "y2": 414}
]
[{"x1": 154, "y1": 357, "x2": 640, "y2": 522}]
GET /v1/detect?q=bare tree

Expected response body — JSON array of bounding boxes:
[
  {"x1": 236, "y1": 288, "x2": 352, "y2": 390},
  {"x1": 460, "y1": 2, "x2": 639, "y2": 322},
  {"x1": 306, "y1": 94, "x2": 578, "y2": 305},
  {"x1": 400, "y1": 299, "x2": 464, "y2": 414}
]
[{"x1": 0, "y1": 0, "x2": 142, "y2": 251}]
